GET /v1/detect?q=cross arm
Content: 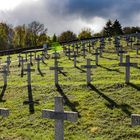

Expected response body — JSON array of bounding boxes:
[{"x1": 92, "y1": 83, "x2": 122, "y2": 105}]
[
  {"x1": 81, "y1": 65, "x2": 96, "y2": 69},
  {"x1": 42, "y1": 109, "x2": 78, "y2": 122},
  {"x1": 50, "y1": 67, "x2": 63, "y2": 71}
]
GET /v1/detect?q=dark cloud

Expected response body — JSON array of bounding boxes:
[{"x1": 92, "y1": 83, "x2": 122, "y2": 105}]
[{"x1": 0, "y1": 0, "x2": 140, "y2": 35}]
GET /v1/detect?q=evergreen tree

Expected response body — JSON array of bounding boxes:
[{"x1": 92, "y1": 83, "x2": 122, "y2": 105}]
[
  {"x1": 52, "y1": 34, "x2": 57, "y2": 42},
  {"x1": 112, "y1": 20, "x2": 123, "y2": 36},
  {"x1": 103, "y1": 19, "x2": 113, "y2": 36}
]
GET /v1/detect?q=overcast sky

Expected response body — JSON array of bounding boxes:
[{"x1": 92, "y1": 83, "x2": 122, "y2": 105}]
[{"x1": 0, "y1": 0, "x2": 140, "y2": 35}]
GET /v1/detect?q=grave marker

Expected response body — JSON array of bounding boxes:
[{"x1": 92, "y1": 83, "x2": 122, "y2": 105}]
[
  {"x1": 0, "y1": 108, "x2": 9, "y2": 117},
  {"x1": 72, "y1": 51, "x2": 77, "y2": 67},
  {"x1": 131, "y1": 114, "x2": 140, "y2": 126},
  {"x1": 5, "y1": 57, "x2": 11, "y2": 74},
  {"x1": 42, "y1": 96, "x2": 78, "y2": 140},
  {"x1": 81, "y1": 59, "x2": 96, "y2": 85},
  {"x1": 23, "y1": 63, "x2": 35, "y2": 113},
  {"x1": 0, "y1": 65, "x2": 8, "y2": 86},
  {"x1": 50, "y1": 59, "x2": 63, "y2": 86},
  {"x1": 119, "y1": 55, "x2": 137, "y2": 84}
]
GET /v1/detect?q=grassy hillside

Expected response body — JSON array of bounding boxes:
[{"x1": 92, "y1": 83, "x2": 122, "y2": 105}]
[{"x1": 1, "y1": 38, "x2": 140, "y2": 140}]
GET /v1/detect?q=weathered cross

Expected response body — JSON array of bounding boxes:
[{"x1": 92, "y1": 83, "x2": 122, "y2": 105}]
[
  {"x1": 81, "y1": 59, "x2": 96, "y2": 85},
  {"x1": 0, "y1": 108, "x2": 9, "y2": 117},
  {"x1": 119, "y1": 55, "x2": 137, "y2": 84},
  {"x1": 42, "y1": 96, "x2": 78, "y2": 140},
  {"x1": 17, "y1": 53, "x2": 21, "y2": 67},
  {"x1": 5, "y1": 57, "x2": 11, "y2": 74},
  {"x1": 93, "y1": 48, "x2": 100, "y2": 65},
  {"x1": 23, "y1": 63, "x2": 35, "y2": 113},
  {"x1": 75, "y1": 44, "x2": 80, "y2": 55},
  {"x1": 19, "y1": 57, "x2": 26, "y2": 77},
  {"x1": 66, "y1": 48, "x2": 72, "y2": 60},
  {"x1": 131, "y1": 114, "x2": 140, "y2": 126},
  {"x1": 118, "y1": 47, "x2": 127, "y2": 64},
  {"x1": 81, "y1": 43, "x2": 87, "y2": 58},
  {"x1": 29, "y1": 52, "x2": 33, "y2": 66},
  {"x1": 72, "y1": 51, "x2": 77, "y2": 67},
  {"x1": 50, "y1": 59, "x2": 63, "y2": 86},
  {"x1": 35, "y1": 55, "x2": 42, "y2": 70},
  {"x1": 0, "y1": 65, "x2": 8, "y2": 86}
]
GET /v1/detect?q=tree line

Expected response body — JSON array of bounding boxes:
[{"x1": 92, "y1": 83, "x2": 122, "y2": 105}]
[{"x1": 0, "y1": 19, "x2": 140, "y2": 50}]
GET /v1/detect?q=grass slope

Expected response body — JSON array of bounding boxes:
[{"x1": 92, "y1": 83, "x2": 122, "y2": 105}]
[{"x1": 1, "y1": 39, "x2": 140, "y2": 140}]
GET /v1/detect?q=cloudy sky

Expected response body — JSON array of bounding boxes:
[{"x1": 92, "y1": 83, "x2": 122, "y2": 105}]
[{"x1": 0, "y1": 0, "x2": 140, "y2": 35}]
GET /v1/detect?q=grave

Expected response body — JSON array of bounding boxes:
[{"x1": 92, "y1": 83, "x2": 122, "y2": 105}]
[
  {"x1": 93, "y1": 48, "x2": 100, "y2": 65},
  {"x1": 17, "y1": 53, "x2": 21, "y2": 67},
  {"x1": 81, "y1": 59, "x2": 96, "y2": 85},
  {"x1": 0, "y1": 108, "x2": 9, "y2": 117},
  {"x1": 131, "y1": 114, "x2": 140, "y2": 126},
  {"x1": 50, "y1": 58, "x2": 63, "y2": 86},
  {"x1": 72, "y1": 51, "x2": 77, "y2": 67},
  {"x1": 23, "y1": 63, "x2": 35, "y2": 113},
  {"x1": 5, "y1": 57, "x2": 11, "y2": 74},
  {"x1": 42, "y1": 96, "x2": 78, "y2": 140},
  {"x1": 20, "y1": 57, "x2": 26, "y2": 77},
  {"x1": 0, "y1": 65, "x2": 8, "y2": 86},
  {"x1": 118, "y1": 47, "x2": 127, "y2": 64},
  {"x1": 119, "y1": 55, "x2": 137, "y2": 84}
]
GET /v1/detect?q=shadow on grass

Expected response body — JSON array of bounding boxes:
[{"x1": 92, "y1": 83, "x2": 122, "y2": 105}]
[
  {"x1": 127, "y1": 83, "x2": 140, "y2": 91},
  {"x1": 58, "y1": 70, "x2": 67, "y2": 77},
  {"x1": 101, "y1": 56, "x2": 118, "y2": 61},
  {"x1": 56, "y1": 84, "x2": 81, "y2": 117},
  {"x1": 98, "y1": 64, "x2": 123, "y2": 74},
  {"x1": 88, "y1": 84, "x2": 133, "y2": 116},
  {"x1": 0, "y1": 85, "x2": 7, "y2": 102},
  {"x1": 42, "y1": 60, "x2": 47, "y2": 65},
  {"x1": 75, "y1": 66, "x2": 86, "y2": 73},
  {"x1": 23, "y1": 85, "x2": 39, "y2": 114},
  {"x1": 38, "y1": 68, "x2": 44, "y2": 77}
]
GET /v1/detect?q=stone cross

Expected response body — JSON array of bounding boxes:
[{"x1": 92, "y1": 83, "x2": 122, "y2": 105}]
[
  {"x1": 0, "y1": 108, "x2": 9, "y2": 117},
  {"x1": 42, "y1": 96, "x2": 78, "y2": 140},
  {"x1": 75, "y1": 44, "x2": 79, "y2": 55},
  {"x1": 5, "y1": 57, "x2": 11, "y2": 74},
  {"x1": 29, "y1": 52, "x2": 33, "y2": 66},
  {"x1": 118, "y1": 47, "x2": 127, "y2": 64},
  {"x1": 72, "y1": 51, "x2": 77, "y2": 67},
  {"x1": 81, "y1": 44, "x2": 87, "y2": 58},
  {"x1": 50, "y1": 59, "x2": 63, "y2": 86},
  {"x1": 119, "y1": 55, "x2": 137, "y2": 84},
  {"x1": 66, "y1": 48, "x2": 71, "y2": 60},
  {"x1": 35, "y1": 55, "x2": 42, "y2": 70},
  {"x1": 23, "y1": 63, "x2": 35, "y2": 113},
  {"x1": 17, "y1": 53, "x2": 21, "y2": 67},
  {"x1": 93, "y1": 48, "x2": 100, "y2": 65},
  {"x1": 98, "y1": 46, "x2": 104, "y2": 57},
  {"x1": 131, "y1": 114, "x2": 140, "y2": 126},
  {"x1": 20, "y1": 57, "x2": 26, "y2": 77},
  {"x1": 0, "y1": 65, "x2": 8, "y2": 86},
  {"x1": 81, "y1": 59, "x2": 96, "y2": 85}
]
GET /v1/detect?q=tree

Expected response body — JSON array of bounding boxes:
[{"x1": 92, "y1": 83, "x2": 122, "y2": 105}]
[
  {"x1": 78, "y1": 28, "x2": 92, "y2": 39},
  {"x1": 27, "y1": 21, "x2": 47, "y2": 47},
  {"x1": 112, "y1": 20, "x2": 123, "y2": 36},
  {"x1": 0, "y1": 22, "x2": 14, "y2": 50},
  {"x1": 52, "y1": 34, "x2": 57, "y2": 42},
  {"x1": 13, "y1": 25, "x2": 26, "y2": 48},
  {"x1": 58, "y1": 31, "x2": 77, "y2": 43},
  {"x1": 103, "y1": 19, "x2": 113, "y2": 36}
]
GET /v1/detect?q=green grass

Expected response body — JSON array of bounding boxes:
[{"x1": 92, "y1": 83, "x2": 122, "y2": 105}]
[{"x1": 1, "y1": 38, "x2": 140, "y2": 140}]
